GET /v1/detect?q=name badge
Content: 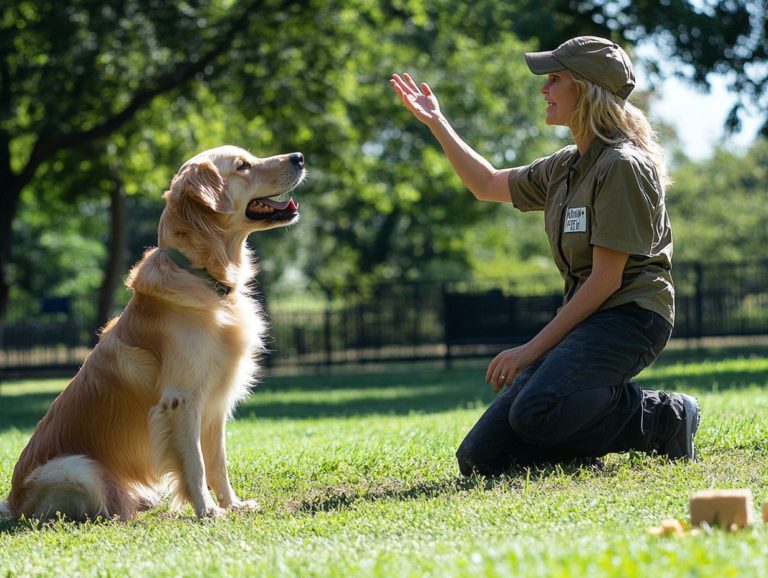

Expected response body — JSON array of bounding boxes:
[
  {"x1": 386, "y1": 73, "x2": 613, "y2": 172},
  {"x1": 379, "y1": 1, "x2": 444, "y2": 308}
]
[{"x1": 564, "y1": 207, "x2": 587, "y2": 233}]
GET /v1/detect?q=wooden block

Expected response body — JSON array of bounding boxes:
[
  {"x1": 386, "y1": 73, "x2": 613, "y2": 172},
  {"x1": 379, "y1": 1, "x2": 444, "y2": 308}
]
[
  {"x1": 690, "y1": 489, "x2": 753, "y2": 529},
  {"x1": 657, "y1": 519, "x2": 685, "y2": 536},
  {"x1": 763, "y1": 500, "x2": 768, "y2": 523}
]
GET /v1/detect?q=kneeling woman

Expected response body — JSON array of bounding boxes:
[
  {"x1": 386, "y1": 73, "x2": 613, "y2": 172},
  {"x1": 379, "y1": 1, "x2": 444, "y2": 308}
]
[{"x1": 391, "y1": 36, "x2": 699, "y2": 473}]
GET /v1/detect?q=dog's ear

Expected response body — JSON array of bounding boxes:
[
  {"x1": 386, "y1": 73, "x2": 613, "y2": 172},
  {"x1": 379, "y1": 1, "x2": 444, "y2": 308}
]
[
  {"x1": 164, "y1": 161, "x2": 235, "y2": 232},
  {"x1": 167, "y1": 161, "x2": 234, "y2": 214}
]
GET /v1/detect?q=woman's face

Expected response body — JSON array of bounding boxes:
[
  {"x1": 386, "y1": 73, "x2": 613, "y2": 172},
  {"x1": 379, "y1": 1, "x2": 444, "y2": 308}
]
[{"x1": 541, "y1": 69, "x2": 580, "y2": 128}]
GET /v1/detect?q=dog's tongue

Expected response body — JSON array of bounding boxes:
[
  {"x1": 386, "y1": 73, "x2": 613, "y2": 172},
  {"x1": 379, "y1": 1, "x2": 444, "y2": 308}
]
[{"x1": 261, "y1": 198, "x2": 298, "y2": 211}]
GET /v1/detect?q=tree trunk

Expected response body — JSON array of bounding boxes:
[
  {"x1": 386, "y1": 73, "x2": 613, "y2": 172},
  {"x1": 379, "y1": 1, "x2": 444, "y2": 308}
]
[
  {"x1": 0, "y1": 169, "x2": 23, "y2": 347},
  {"x1": 93, "y1": 165, "x2": 127, "y2": 344},
  {"x1": 0, "y1": 0, "x2": 261, "y2": 334}
]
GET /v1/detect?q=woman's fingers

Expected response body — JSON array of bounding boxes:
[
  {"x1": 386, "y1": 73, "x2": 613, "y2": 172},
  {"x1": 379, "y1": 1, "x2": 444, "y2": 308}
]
[
  {"x1": 486, "y1": 355, "x2": 503, "y2": 384},
  {"x1": 403, "y1": 72, "x2": 422, "y2": 93},
  {"x1": 393, "y1": 73, "x2": 426, "y2": 98},
  {"x1": 391, "y1": 73, "x2": 417, "y2": 96},
  {"x1": 492, "y1": 368, "x2": 515, "y2": 393},
  {"x1": 485, "y1": 358, "x2": 496, "y2": 383},
  {"x1": 391, "y1": 73, "x2": 438, "y2": 123},
  {"x1": 487, "y1": 349, "x2": 522, "y2": 392}
]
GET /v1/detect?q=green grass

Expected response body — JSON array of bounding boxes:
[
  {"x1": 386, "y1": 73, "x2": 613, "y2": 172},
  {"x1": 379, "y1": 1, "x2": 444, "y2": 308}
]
[{"x1": 1, "y1": 346, "x2": 768, "y2": 577}]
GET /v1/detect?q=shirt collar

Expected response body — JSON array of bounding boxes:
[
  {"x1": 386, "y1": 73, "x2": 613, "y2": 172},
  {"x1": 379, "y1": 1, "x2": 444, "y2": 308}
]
[{"x1": 570, "y1": 139, "x2": 609, "y2": 176}]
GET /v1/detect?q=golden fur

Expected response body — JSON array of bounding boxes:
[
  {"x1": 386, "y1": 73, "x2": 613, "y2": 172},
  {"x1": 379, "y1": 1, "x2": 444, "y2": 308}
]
[{"x1": 2, "y1": 145, "x2": 305, "y2": 520}]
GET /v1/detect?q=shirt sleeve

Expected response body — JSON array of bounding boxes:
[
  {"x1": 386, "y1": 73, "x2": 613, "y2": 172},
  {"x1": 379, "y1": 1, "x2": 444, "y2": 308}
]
[
  {"x1": 507, "y1": 155, "x2": 555, "y2": 211},
  {"x1": 590, "y1": 151, "x2": 663, "y2": 256}
]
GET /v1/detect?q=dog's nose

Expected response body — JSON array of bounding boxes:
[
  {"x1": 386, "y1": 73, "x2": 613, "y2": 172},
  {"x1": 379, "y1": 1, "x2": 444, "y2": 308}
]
[{"x1": 289, "y1": 153, "x2": 304, "y2": 168}]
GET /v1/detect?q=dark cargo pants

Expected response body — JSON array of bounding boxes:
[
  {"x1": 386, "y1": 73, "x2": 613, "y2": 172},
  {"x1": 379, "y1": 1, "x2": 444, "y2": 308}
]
[{"x1": 456, "y1": 302, "x2": 673, "y2": 475}]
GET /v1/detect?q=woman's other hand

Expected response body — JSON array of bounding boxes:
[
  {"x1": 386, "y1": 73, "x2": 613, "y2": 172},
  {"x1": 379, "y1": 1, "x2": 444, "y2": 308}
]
[{"x1": 486, "y1": 344, "x2": 539, "y2": 394}]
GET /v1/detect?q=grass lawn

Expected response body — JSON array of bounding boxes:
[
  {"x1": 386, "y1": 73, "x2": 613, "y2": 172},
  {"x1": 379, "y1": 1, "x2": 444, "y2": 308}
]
[{"x1": 1, "y1": 345, "x2": 768, "y2": 577}]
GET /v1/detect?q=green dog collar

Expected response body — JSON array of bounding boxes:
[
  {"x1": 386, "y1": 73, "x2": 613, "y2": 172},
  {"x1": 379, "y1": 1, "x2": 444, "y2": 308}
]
[{"x1": 161, "y1": 248, "x2": 232, "y2": 298}]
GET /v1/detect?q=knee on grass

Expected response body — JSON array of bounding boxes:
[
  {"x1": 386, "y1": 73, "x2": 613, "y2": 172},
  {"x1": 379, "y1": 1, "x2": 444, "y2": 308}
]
[{"x1": 455, "y1": 440, "x2": 507, "y2": 477}]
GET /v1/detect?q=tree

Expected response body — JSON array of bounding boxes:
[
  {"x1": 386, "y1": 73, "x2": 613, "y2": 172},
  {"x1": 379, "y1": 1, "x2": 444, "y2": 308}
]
[
  {"x1": 6, "y1": 0, "x2": 764, "y2": 328},
  {"x1": 237, "y1": 0, "x2": 767, "y2": 294},
  {"x1": 667, "y1": 138, "x2": 768, "y2": 262},
  {"x1": 0, "y1": 0, "x2": 266, "y2": 326},
  {"x1": 494, "y1": 0, "x2": 766, "y2": 134},
  {"x1": 210, "y1": 1, "x2": 561, "y2": 296}
]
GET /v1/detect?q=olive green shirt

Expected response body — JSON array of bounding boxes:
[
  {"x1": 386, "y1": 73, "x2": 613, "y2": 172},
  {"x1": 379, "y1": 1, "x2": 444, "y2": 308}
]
[{"x1": 507, "y1": 140, "x2": 675, "y2": 326}]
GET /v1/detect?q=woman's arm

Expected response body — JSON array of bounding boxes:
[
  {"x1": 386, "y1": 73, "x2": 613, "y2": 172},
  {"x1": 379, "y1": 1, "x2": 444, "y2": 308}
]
[
  {"x1": 390, "y1": 73, "x2": 512, "y2": 203},
  {"x1": 486, "y1": 245, "x2": 629, "y2": 391}
]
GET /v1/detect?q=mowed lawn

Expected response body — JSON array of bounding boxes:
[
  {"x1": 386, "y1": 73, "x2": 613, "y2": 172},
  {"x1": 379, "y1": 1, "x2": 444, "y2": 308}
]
[{"x1": 1, "y1": 346, "x2": 768, "y2": 577}]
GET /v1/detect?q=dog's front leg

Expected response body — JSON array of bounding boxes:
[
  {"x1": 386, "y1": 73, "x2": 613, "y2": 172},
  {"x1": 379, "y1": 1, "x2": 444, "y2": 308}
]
[
  {"x1": 149, "y1": 389, "x2": 223, "y2": 518},
  {"x1": 202, "y1": 415, "x2": 258, "y2": 511}
]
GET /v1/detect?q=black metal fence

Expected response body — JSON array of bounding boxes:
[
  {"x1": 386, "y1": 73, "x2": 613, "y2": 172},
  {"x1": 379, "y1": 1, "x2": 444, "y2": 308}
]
[{"x1": 2, "y1": 259, "x2": 768, "y2": 375}]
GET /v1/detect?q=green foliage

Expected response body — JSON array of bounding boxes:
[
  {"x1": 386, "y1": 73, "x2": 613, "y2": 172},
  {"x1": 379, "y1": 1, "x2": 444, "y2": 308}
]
[
  {"x1": 1, "y1": 0, "x2": 251, "y2": 170},
  {"x1": 201, "y1": 1, "x2": 562, "y2": 292},
  {"x1": 7, "y1": 0, "x2": 564, "y2": 301},
  {"x1": 464, "y1": 0, "x2": 767, "y2": 135},
  {"x1": 3, "y1": 0, "x2": 767, "y2": 310},
  {"x1": 2, "y1": 347, "x2": 768, "y2": 576},
  {"x1": 0, "y1": 0, "x2": 266, "y2": 315},
  {"x1": 668, "y1": 139, "x2": 768, "y2": 263},
  {"x1": 12, "y1": 194, "x2": 107, "y2": 298}
]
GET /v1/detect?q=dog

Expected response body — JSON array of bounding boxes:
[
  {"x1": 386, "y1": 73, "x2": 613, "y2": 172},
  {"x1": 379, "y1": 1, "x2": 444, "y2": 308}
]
[{"x1": 0, "y1": 145, "x2": 305, "y2": 521}]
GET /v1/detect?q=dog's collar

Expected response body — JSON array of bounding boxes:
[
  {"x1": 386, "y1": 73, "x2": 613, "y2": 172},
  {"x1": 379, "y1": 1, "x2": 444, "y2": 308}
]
[{"x1": 161, "y1": 248, "x2": 232, "y2": 298}]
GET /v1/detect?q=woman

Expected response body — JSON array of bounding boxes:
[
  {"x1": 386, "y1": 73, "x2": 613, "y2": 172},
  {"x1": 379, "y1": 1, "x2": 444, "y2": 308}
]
[{"x1": 391, "y1": 36, "x2": 700, "y2": 474}]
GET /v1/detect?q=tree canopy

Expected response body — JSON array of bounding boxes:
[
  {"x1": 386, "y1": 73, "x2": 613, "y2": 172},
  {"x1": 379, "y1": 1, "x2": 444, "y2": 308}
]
[
  {"x1": 2, "y1": 0, "x2": 765, "y2": 328},
  {"x1": 0, "y1": 0, "x2": 270, "y2": 321},
  {"x1": 668, "y1": 139, "x2": 768, "y2": 263}
]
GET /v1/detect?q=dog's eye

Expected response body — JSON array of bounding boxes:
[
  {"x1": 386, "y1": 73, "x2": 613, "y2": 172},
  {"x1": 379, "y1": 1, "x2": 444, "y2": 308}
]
[{"x1": 237, "y1": 161, "x2": 252, "y2": 172}]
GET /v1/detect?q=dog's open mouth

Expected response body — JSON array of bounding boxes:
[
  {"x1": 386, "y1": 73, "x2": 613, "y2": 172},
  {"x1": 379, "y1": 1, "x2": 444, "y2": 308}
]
[{"x1": 246, "y1": 196, "x2": 299, "y2": 222}]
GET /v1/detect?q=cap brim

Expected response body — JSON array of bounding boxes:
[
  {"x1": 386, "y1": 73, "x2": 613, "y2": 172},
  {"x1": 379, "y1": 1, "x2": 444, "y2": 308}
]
[{"x1": 524, "y1": 51, "x2": 566, "y2": 75}]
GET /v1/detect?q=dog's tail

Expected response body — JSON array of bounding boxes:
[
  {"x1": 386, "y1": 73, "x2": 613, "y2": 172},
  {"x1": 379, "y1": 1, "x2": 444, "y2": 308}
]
[{"x1": 15, "y1": 455, "x2": 119, "y2": 521}]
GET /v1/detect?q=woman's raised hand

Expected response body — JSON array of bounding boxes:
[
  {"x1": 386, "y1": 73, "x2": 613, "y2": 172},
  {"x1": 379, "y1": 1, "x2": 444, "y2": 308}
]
[{"x1": 390, "y1": 73, "x2": 442, "y2": 125}]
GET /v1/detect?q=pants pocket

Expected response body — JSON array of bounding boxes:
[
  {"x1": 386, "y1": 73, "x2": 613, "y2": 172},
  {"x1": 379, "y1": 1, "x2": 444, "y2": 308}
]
[{"x1": 621, "y1": 310, "x2": 672, "y2": 382}]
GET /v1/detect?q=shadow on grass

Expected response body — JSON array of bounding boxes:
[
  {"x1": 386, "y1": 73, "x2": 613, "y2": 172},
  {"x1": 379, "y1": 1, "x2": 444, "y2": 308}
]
[
  {"x1": 0, "y1": 512, "x2": 120, "y2": 535},
  {"x1": 639, "y1": 345, "x2": 768, "y2": 391},
  {"x1": 0, "y1": 391, "x2": 58, "y2": 432},
  {"x1": 0, "y1": 368, "x2": 493, "y2": 432},
  {"x1": 240, "y1": 356, "x2": 768, "y2": 421},
  {"x1": 236, "y1": 365, "x2": 495, "y2": 421},
  {"x1": 238, "y1": 377, "x2": 494, "y2": 421},
  {"x1": 0, "y1": 514, "x2": 54, "y2": 535},
  {"x1": 657, "y1": 343, "x2": 768, "y2": 365},
  {"x1": 0, "y1": 517, "x2": 23, "y2": 535},
  {"x1": 289, "y1": 461, "x2": 607, "y2": 515},
  {"x1": 2, "y1": 347, "x2": 766, "y2": 430},
  {"x1": 637, "y1": 367, "x2": 768, "y2": 392}
]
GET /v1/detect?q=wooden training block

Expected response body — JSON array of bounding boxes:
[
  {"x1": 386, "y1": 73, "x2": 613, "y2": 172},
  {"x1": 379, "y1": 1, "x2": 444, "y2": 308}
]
[
  {"x1": 763, "y1": 500, "x2": 768, "y2": 523},
  {"x1": 690, "y1": 489, "x2": 753, "y2": 529}
]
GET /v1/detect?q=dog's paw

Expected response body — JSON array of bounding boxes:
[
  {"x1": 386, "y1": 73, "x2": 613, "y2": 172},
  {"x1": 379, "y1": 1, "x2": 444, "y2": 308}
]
[
  {"x1": 199, "y1": 504, "x2": 226, "y2": 519},
  {"x1": 160, "y1": 396, "x2": 185, "y2": 412},
  {"x1": 229, "y1": 499, "x2": 259, "y2": 512}
]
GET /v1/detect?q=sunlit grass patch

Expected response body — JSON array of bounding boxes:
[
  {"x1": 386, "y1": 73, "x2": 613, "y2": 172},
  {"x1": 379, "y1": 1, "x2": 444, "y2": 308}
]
[{"x1": 1, "y1": 348, "x2": 767, "y2": 577}]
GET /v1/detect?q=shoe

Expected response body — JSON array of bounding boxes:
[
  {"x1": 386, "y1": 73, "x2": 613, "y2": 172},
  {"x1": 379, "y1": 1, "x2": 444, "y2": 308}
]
[
  {"x1": 574, "y1": 456, "x2": 605, "y2": 470},
  {"x1": 660, "y1": 393, "x2": 700, "y2": 461}
]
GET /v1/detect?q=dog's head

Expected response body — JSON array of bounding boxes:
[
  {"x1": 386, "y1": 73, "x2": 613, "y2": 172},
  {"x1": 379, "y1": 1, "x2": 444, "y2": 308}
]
[{"x1": 164, "y1": 145, "x2": 305, "y2": 235}]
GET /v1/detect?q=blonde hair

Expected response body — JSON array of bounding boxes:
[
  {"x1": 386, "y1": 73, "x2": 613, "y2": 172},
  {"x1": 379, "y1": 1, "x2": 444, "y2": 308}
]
[{"x1": 570, "y1": 75, "x2": 670, "y2": 190}]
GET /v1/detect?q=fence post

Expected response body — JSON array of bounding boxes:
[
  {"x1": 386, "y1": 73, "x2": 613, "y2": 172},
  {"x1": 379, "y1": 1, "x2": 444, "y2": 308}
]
[
  {"x1": 694, "y1": 262, "x2": 704, "y2": 339},
  {"x1": 0, "y1": 320, "x2": 4, "y2": 395},
  {"x1": 442, "y1": 282, "x2": 452, "y2": 369},
  {"x1": 323, "y1": 288, "x2": 333, "y2": 367}
]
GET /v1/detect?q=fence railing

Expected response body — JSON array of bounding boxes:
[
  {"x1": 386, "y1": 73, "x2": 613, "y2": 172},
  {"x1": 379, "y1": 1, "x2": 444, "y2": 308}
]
[{"x1": 2, "y1": 259, "x2": 768, "y2": 374}]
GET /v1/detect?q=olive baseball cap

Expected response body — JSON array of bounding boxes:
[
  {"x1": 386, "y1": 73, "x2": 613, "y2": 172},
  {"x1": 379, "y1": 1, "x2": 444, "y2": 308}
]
[{"x1": 524, "y1": 36, "x2": 635, "y2": 99}]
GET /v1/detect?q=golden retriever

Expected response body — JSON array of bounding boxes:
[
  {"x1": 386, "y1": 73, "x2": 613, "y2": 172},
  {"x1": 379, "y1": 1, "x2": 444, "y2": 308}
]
[{"x1": 0, "y1": 145, "x2": 304, "y2": 521}]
